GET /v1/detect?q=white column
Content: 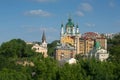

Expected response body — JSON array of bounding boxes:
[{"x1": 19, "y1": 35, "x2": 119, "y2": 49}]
[
  {"x1": 73, "y1": 26, "x2": 75, "y2": 35},
  {"x1": 61, "y1": 24, "x2": 64, "y2": 36},
  {"x1": 105, "y1": 39, "x2": 107, "y2": 50},
  {"x1": 76, "y1": 27, "x2": 79, "y2": 34}
]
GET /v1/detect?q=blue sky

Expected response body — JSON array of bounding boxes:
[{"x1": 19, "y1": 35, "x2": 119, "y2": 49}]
[{"x1": 0, "y1": 0, "x2": 120, "y2": 44}]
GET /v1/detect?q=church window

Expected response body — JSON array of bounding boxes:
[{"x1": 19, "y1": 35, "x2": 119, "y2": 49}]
[
  {"x1": 60, "y1": 53, "x2": 64, "y2": 60},
  {"x1": 70, "y1": 52, "x2": 73, "y2": 58}
]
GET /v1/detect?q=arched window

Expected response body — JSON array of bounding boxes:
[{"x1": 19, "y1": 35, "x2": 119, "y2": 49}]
[
  {"x1": 70, "y1": 52, "x2": 73, "y2": 58},
  {"x1": 60, "y1": 53, "x2": 64, "y2": 60}
]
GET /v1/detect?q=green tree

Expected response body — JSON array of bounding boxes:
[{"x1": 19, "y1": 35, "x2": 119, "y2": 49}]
[
  {"x1": 47, "y1": 40, "x2": 59, "y2": 56},
  {"x1": 0, "y1": 39, "x2": 34, "y2": 58},
  {"x1": 0, "y1": 68, "x2": 30, "y2": 80},
  {"x1": 107, "y1": 33, "x2": 120, "y2": 63}
]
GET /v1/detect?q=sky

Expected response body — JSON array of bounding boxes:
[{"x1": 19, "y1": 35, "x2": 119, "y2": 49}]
[{"x1": 0, "y1": 0, "x2": 120, "y2": 44}]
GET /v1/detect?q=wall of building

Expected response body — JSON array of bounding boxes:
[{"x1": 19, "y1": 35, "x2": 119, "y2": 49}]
[
  {"x1": 55, "y1": 49, "x2": 75, "y2": 61},
  {"x1": 61, "y1": 36, "x2": 75, "y2": 46},
  {"x1": 32, "y1": 44, "x2": 48, "y2": 57}
]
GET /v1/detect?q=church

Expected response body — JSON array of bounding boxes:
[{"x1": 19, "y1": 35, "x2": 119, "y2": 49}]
[
  {"x1": 55, "y1": 17, "x2": 107, "y2": 61},
  {"x1": 31, "y1": 31, "x2": 48, "y2": 57},
  {"x1": 88, "y1": 40, "x2": 109, "y2": 61}
]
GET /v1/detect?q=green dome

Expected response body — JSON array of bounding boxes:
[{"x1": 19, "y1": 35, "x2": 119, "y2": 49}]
[
  {"x1": 76, "y1": 24, "x2": 79, "y2": 28},
  {"x1": 61, "y1": 24, "x2": 63, "y2": 27},
  {"x1": 66, "y1": 18, "x2": 74, "y2": 27},
  {"x1": 95, "y1": 41, "x2": 101, "y2": 49}
]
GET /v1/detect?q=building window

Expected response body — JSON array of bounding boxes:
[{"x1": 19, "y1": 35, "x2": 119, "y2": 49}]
[
  {"x1": 70, "y1": 52, "x2": 73, "y2": 58},
  {"x1": 60, "y1": 53, "x2": 64, "y2": 60}
]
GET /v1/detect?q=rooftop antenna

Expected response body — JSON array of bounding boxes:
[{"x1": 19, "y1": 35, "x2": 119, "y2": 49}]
[
  {"x1": 68, "y1": 13, "x2": 72, "y2": 19},
  {"x1": 68, "y1": 13, "x2": 72, "y2": 22}
]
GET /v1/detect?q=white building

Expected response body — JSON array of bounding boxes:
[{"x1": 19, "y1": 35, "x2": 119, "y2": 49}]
[
  {"x1": 67, "y1": 58, "x2": 77, "y2": 64},
  {"x1": 95, "y1": 49, "x2": 109, "y2": 61},
  {"x1": 32, "y1": 31, "x2": 48, "y2": 57},
  {"x1": 59, "y1": 58, "x2": 77, "y2": 65},
  {"x1": 104, "y1": 33, "x2": 115, "y2": 39}
]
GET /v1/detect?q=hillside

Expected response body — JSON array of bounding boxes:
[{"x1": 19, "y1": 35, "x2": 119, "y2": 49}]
[{"x1": 0, "y1": 36, "x2": 120, "y2": 80}]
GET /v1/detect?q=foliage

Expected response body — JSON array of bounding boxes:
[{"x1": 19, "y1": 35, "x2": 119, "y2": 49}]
[
  {"x1": 0, "y1": 38, "x2": 120, "y2": 80},
  {"x1": 0, "y1": 68, "x2": 31, "y2": 80},
  {"x1": 107, "y1": 33, "x2": 120, "y2": 63},
  {"x1": 47, "y1": 40, "x2": 60, "y2": 56},
  {"x1": 0, "y1": 39, "x2": 34, "y2": 58}
]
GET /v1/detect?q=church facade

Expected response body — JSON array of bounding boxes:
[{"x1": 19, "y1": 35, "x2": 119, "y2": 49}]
[{"x1": 55, "y1": 17, "x2": 107, "y2": 61}]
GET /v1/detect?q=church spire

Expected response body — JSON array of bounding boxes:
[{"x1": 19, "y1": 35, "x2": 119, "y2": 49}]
[
  {"x1": 68, "y1": 14, "x2": 72, "y2": 22},
  {"x1": 42, "y1": 31, "x2": 46, "y2": 43}
]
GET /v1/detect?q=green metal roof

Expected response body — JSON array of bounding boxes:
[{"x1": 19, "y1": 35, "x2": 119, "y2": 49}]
[
  {"x1": 76, "y1": 24, "x2": 79, "y2": 28},
  {"x1": 95, "y1": 41, "x2": 101, "y2": 50},
  {"x1": 66, "y1": 18, "x2": 74, "y2": 27}
]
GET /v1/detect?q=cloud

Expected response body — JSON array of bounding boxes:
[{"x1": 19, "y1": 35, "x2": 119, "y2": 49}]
[
  {"x1": 76, "y1": 11, "x2": 84, "y2": 17},
  {"x1": 109, "y1": 2, "x2": 115, "y2": 8},
  {"x1": 114, "y1": 20, "x2": 120, "y2": 27},
  {"x1": 39, "y1": 27, "x2": 58, "y2": 32},
  {"x1": 30, "y1": 0, "x2": 57, "y2": 2},
  {"x1": 82, "y1": 0, "x2": 95, "y2": 2},
  {"x1": 22, "y1": 25, "x2": 58, "y2": 33},
  {"x1": 25, "y1": 9, "x2": 52, "y2": 17},
  {"x1": 21, "y1": 25, "x2": 59, "y2": 42},
  {"x1": 21, "y1": 25, "x2": 38, "y2": 33},
  {"x1": 76, "y1": 3, "x2": 93, "y2": 17},
  {"x1": 79, "y1": 3, "x2": 93, "y2": 12},
  {"x1": 85, "y1": 23, "x2": 95, "y2": 27}
]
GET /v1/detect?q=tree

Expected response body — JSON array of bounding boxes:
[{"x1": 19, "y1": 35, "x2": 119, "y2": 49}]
[
  {"x1": 47, "y1": 40, "x2": 60, "y2": 56},
  {"x1": 0, "y1": 38, "x2": 120, "y2": 80},
  {"x1": 0, "y1": 68, "x2": 30, "y2": 80},
  {"x1": 107, "y1": 33, "x2": 120, "y2": 63},
  {"x1": 0, "y1": 39, "x2": 34, "y2": 58}
]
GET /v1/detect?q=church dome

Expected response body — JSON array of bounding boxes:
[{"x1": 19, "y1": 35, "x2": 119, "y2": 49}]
[
  {"x1": 95, "y1": 41, "x2": 101, "y2": 49},
  {"x1": 66, "y1": 17, "x2": 74, "y2": 28}
]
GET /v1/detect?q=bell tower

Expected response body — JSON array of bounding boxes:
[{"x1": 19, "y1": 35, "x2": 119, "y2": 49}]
[{"x1": 41, "y1": 31, "x2": 47, "y2": 48}]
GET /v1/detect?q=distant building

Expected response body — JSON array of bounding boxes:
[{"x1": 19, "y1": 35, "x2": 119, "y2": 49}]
[
  {"x1": 67, "y1": 58, "x2": 77, "y2": 64},
  {"x1": 32, "y1": 31, "x2": 48, "y2": 57},
  {"x1": 104, "y1": 33, "x2": 115, "y2": 39},
  {"x1": 59, "y1": 58, "x2": 77, "y2": 65},
  {"x1": 55, "y1": 17, "x2": 107, "y2": 61},
  {"x1": 16, "y1": 60, "x2": 34, "y2": 67},
  {"x1": 81, "y1": 32, "x2": 107, "y2": 54}
]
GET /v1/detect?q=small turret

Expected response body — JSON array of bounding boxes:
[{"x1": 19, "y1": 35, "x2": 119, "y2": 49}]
[
  {"x1": 76, "y1": 24, "x2": 79, "y2": 34},
  {"x1": 42, "y1": 31, "x2": 46, "y2": 43},
  {"x1": 61, "y1": 23, "x2": 64, "y2": 36}
]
